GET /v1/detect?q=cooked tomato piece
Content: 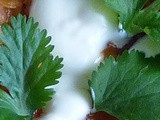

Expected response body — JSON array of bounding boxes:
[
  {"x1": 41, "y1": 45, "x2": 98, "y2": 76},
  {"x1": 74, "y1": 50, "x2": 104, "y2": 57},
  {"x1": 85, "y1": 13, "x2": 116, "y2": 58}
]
[
  {"x1": 33, "y1": 109, "x2": 44, "y2": 118},
  {"x1": 102, "y1": 42, "x2": 120, "y2": 59},
  {"x1": 21, "y1": 0, "x2": 32, "y2": 17}
]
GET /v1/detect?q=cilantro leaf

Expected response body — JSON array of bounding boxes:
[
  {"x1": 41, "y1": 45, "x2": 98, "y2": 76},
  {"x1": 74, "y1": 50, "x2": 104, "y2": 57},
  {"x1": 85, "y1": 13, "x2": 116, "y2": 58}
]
[
  {"x1": 0, "y1": 90, "x2": 26, "y2": 119},
  {"x1": 133, "y1": 0, "x2": 160, "y2": 41},
  {"x1": 104, "y1": 0, "x2": 148, "y2": 34},
  {"x1": 105, "y1": 0, "x2": 160, "y2": 41},
  {"x1": 89, "y1": 51, "x2": 160, "y2": 120},
  {"x1": 0, "y1": 14, "x2": 63, "y2": 119}
]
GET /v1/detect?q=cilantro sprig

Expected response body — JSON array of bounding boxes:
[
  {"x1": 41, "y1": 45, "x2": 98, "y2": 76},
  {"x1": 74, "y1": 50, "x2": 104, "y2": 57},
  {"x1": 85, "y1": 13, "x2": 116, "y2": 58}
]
[
  {"x1": 0, "y1": 14, "x2": 63, "y2": 119},
  {"x1": 89, "y1": 1, "x2": 160, "y2": 119},
  {"x1": 89, "y1": 51, "x2": 160, "y2": 120},
  {"x1": 105, "y1": 0, "x2": 160, "y2": 41}
]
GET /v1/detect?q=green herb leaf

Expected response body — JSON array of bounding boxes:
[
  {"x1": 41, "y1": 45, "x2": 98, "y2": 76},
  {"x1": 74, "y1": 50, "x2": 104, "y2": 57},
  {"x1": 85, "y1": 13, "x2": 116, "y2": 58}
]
[
  {"x1": 0, "y1": 14, "x2": 63, "y2": 119},
  {"x1": 89, "y1": 51, "x2": 160, "y2": 120},
  {"x1": 105, "y1": 0, "x2": 160, "y2": 41},
  {"x1": 133, "y1": 0, "x2": 160, "y2": 41}
]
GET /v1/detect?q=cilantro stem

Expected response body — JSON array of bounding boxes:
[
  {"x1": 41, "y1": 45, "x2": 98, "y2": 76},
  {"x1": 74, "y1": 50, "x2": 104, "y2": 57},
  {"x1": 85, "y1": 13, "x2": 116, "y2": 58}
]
[
  {"x1": 118, "y1": 32, "x2": 146, "y2": 54},
  {"x1": 143, "y1": 0, "x2": 155, "y2": 9}
]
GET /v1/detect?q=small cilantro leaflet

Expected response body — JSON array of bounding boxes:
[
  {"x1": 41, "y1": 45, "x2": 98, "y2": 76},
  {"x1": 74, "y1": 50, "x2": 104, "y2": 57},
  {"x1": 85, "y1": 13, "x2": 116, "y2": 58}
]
[
  {"x1": 105, "y1": 0, "x2": 160, "y2": 41},
  {"x1": 133, "y1": 0, "x2": 160, "y2": 41},
  {"x1": 0, "y1": 14, "x2": 63, "y2": 119},
  {"x1": 89, "y1": 51, "x2": 160, "y2": 120}
]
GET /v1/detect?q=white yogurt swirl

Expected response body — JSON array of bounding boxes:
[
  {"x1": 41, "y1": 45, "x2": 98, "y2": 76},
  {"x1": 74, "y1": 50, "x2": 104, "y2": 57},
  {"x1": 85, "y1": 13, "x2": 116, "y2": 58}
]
[{"x1": 30, "y1": 0, "x2": 125, "y2": 120}]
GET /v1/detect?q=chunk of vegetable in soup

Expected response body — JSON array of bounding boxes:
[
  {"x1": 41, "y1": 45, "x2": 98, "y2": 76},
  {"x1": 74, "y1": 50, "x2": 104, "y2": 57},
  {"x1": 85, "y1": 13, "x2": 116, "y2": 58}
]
[{"x1": 0, "y1": 0, "x2": 22, "y2": 28}]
